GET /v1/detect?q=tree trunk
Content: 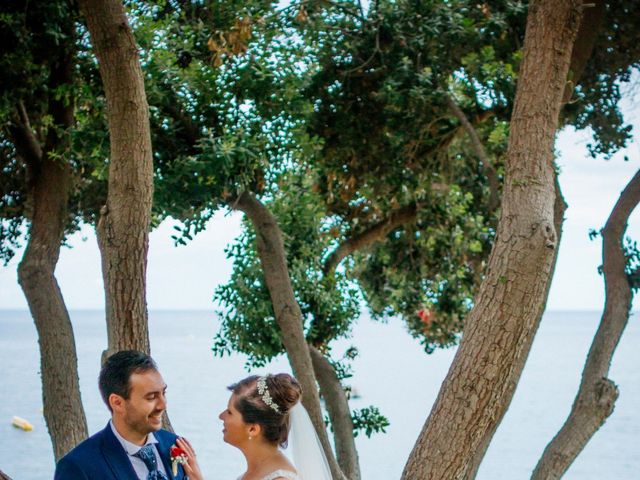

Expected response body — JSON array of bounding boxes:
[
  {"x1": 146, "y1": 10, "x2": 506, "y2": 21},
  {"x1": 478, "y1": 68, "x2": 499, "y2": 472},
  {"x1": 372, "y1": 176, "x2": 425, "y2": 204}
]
[
  {"x1": 309, "y1": 346, "x2": 360, "y2": 480},
  {"x1": 15, "y1": 42, "x2": 88, "y2": 461},
  {"x1": 78, "y1": 0, "x2": 154, "y2": 355},
  {"x1": 401, "y1": 2, "x2": 583, "y2": 478},
  {"x1": 531, "y1": 169, "x2": 640, "y2": 479},
  {"x1": 0, "y1": 469, "x2": 12, "y2": 480},
  {"x1": 233, "y1": 191, "x2": 346, "y2": 480},
  {"x1": 466, "y1": 177, "x2": 568, "y2": 479}
]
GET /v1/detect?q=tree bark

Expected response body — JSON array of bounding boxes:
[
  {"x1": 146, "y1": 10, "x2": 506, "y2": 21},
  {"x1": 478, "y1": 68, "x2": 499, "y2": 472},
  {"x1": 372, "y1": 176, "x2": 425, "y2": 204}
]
[
  {"x1": 531, "y1": 169, "x2": 640, "y2": 480},
  {"x1": 14, "y1": 39, "x2": 88, "y2": 461},
  {"x1": 78, "y1": 0, "x2": 154, "y2": 355},
  {"x1": 310, "y1": 346, "x2": 360, "y2": 480},
  {"x1": 233, "y1": 191, "x2": 347, "y2": 480},
  {"x1": 401, "y1": 2, "x2": 583, "y2": 478},
  {"x1": 466, "y1": 176, "x2": 568, "y2": 479}
]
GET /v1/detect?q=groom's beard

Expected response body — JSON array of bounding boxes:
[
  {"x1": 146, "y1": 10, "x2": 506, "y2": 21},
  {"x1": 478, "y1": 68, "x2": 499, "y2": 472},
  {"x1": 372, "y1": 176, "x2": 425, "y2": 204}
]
[{"x1": 125, "y1": 408, "x2": 164, "y2": 435}]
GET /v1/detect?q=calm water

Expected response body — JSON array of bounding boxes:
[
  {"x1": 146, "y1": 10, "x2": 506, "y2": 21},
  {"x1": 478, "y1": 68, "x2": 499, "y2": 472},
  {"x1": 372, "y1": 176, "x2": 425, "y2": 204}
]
[{"x1": 0, "y1": 310, "x2": 638, "y2": 479}]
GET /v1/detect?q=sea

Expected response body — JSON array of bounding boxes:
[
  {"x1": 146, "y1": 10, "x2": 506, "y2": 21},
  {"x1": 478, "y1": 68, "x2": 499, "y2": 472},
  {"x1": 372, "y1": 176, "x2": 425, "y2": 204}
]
[{"x1": 0, "y1": 310, "x2": 638, "y2": 480}]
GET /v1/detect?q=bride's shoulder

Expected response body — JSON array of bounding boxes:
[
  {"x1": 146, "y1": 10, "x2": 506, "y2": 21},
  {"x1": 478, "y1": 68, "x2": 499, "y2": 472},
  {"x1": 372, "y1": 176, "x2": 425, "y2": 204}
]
[{"x1": 261, "y1": 470, "x2": 300, "y2": 480}]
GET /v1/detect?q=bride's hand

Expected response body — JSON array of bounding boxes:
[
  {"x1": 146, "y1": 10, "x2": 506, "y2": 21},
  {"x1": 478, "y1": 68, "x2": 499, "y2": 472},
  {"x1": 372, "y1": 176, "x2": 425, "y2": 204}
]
[{"x1": 176, "y1": 437, "x2": 204, "y2": 480}]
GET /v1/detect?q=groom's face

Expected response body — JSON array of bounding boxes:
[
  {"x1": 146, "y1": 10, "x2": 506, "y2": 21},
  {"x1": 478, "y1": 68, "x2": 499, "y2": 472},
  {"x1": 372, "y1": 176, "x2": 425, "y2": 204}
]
[{"x1": 116, "y1": 369, "x2": 167, "y2": 438}]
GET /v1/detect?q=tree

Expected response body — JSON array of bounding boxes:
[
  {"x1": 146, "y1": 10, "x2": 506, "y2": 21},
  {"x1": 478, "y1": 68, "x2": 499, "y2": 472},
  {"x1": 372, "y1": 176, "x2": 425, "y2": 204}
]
[
  {"x1": 532, "y1": 168, "x2": 640, "y2": 479},
  {"x1": 401, "y1": 1, "x2": 583, "y2": 477},
  {"x1": 0, "y1": 1, "x2": 88, "y2": 460},
  {"x1": 137, "y1": 1, "x2": 638, "y2": 478},
  {"x1": 77, "y1": 0, "x2": 155, "y2": 356}
]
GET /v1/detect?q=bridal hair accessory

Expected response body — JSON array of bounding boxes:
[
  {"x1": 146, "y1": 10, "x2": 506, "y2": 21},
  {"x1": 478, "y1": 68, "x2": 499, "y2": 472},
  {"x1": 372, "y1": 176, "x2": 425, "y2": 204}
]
[{"x1": 257, "y1": 376, "x2": 281, "y2": 413}]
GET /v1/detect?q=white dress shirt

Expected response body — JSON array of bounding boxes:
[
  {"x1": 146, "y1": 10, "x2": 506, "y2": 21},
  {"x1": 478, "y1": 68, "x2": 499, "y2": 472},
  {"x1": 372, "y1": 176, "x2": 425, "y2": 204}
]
[{"x1": 110, "y1": 420, "x2": 169, "y2": 479}]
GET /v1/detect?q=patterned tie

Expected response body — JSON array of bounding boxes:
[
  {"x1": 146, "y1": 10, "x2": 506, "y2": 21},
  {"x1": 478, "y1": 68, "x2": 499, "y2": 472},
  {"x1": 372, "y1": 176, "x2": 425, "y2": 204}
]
[{"x1": 134, "y1": 444, "x2": 169, "y2": 480}]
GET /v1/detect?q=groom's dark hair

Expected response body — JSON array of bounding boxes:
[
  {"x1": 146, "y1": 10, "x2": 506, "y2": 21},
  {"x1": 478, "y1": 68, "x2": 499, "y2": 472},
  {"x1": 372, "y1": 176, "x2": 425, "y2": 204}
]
[{"x1": 99, "y1": 350, "x2": 158, "y2": 411}]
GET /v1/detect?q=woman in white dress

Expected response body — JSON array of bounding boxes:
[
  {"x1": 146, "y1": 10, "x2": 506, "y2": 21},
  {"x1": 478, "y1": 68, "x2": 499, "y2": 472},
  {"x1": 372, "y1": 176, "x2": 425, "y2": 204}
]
[{"x1": 177, "y1": 373, "x2": 331, "y2": 480}]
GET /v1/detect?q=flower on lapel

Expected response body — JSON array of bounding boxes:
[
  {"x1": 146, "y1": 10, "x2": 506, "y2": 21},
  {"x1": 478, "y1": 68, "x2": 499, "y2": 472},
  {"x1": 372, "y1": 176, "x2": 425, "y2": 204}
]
[{"x1": 170, "y1": 444, "x2": 188, "y2": 476}]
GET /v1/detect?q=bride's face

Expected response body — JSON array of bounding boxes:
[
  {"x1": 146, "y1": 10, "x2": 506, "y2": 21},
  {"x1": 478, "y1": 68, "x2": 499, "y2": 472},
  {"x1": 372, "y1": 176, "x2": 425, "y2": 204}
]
[{"x1": 219, "y1": 393, "x2": 250, "y2": 447}]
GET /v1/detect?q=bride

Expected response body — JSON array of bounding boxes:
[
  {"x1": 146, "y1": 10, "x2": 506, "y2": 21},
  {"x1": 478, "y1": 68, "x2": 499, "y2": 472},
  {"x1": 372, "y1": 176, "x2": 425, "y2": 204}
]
[{"x1": 176, "y1": 373, "x2": 332, "y2": 480}]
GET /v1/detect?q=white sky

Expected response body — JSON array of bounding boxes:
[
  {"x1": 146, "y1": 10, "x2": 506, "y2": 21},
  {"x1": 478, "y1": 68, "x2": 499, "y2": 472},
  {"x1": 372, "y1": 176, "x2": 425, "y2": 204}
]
[{"x1": 0, "y1": 99, "x2": 638, "y2": 312}]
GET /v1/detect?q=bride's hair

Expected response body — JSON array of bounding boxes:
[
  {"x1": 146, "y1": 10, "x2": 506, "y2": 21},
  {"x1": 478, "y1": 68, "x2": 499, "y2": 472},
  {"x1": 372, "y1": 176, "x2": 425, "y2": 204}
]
[{"x1": 228, "y1": 373, "x2": 302, "y2": 447}]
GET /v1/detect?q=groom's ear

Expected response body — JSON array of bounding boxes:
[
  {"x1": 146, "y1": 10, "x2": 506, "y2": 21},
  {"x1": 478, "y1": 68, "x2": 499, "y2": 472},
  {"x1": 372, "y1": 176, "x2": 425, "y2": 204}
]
[{"x1": 109, "y1": 393, "x2": 125, "y2": 413}]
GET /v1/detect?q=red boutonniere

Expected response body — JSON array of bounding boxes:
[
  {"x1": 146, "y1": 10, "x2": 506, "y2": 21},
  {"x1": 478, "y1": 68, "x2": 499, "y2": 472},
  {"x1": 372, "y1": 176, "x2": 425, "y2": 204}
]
[{"x1": 170, "y1": 444, "x2": 188, "y2": 476}]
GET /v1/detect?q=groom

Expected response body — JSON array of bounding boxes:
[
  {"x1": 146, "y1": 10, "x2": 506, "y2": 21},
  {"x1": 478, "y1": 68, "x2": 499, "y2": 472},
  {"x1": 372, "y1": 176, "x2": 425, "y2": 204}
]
[{"x1": 54, "y1": 350, "x2": 185, "y2": 479}]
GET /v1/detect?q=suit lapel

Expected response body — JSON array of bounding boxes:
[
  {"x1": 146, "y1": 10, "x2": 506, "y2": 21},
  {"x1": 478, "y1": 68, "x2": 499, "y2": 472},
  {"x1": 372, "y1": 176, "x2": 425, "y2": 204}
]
[{"x1": 100, "y1": 423, "x2": 139, "y2": 479}]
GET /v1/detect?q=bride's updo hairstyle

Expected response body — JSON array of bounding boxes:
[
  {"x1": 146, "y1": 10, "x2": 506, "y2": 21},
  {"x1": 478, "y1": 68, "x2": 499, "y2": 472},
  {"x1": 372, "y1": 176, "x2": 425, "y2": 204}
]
[{"x1": 228, "y1": 373, "x2": 302, "y2": 447}]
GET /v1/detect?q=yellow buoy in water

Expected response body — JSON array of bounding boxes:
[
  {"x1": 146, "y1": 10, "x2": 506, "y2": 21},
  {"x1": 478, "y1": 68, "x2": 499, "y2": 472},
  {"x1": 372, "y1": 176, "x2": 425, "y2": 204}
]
[{"x1": 11, "y1": 416, "x2": 33, "y2": 431}]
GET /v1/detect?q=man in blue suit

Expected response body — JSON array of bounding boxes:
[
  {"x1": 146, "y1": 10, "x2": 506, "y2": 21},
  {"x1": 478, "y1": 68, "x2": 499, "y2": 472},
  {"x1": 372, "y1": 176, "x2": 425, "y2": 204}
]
[{"x1": 54, "y1": 351, "x2": 186, "y2": 479}]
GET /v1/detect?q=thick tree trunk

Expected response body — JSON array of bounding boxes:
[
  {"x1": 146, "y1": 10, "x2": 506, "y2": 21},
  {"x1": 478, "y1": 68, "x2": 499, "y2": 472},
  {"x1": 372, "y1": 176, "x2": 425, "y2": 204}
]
[
  {"x1": 233, "y1": 191, "x2": 346, "y2": 480},
  {"x1": 531, "y1": 169, "x2": 640, "y2": 480},
  {"x1": 14, "y1": 44, "x2": 88, "y2": 461},
  {"x1": 401, "y1": 2, "x2": 583, "y2": 478},
  {"x1": 309, "y1": 346, "x2": 360, "y2": 480},
  {"x1": 466, "y1": 177, "x2": 567, "y2": 479},
  {"x1": 78, "y1": 0, "x2": 154, "y2": 355}
]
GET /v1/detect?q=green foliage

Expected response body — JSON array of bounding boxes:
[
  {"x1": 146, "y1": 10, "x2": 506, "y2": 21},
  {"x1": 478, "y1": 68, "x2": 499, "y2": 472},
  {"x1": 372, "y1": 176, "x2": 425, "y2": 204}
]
[
  {"x1": 350, "y1": 406, "x2": 390, "y2": 438},
  {"x1": 306, "y1": 0, "x2": 526, "y2": 226},
  {"x1": 0, "y1": 0, "x2": 107, "y2": 263},
  {"x1": 356, "y1": 186, "x2": 492, "y2": 353},
  {"x1": 561, "y1": 2, "x2": 640, "y2": 159},
  {"x1": 623, "y1": 238, "x2": 640, "y2": 293},
  {"x1": 213, "y1": 170, "x2": 362, "y2": 367},
  {"x1": 324, "y1": 404, "x2": 390, "y2": 439}
]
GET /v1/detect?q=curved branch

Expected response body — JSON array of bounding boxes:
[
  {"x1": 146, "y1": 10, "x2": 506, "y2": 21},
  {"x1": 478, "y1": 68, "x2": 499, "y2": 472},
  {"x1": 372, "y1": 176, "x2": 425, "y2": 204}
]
[
  {"x1": 532, "y1": 168, "x2": 640, "y2": 480},
  {"x1": 8, "y1": 101, "x2": 42, "y2": 183},
  {"x1": 231, "y1": 191, "x2": 347, "y2": 480},
  {"x1": 322, "y1": 202, "x2": 418, "y2": 276},
  {"x1": 563, "y1": 0, "x2": 605, "y2": 103},
  {"x1": 17, "y1": 37, "x2": 89, "y2": 460},
  {"x1": 309, "y1": 346, "x2": 360, "y2": 480},
  {"x1": 79, "y1": 0, "x2": 154, "y2": 355},
  {"x1": 445, "y1": 94, "x2": 500, "y2": 212},
  {"x1": 0, "y1": 469, "x2": 13, "y2": 480}
]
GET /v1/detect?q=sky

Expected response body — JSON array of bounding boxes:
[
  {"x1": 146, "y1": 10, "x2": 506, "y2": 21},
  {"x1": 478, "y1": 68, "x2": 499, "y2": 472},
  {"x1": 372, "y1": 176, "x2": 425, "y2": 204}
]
[{"x1": 0, "y1": 97, "x2": 638, "y2": 313}]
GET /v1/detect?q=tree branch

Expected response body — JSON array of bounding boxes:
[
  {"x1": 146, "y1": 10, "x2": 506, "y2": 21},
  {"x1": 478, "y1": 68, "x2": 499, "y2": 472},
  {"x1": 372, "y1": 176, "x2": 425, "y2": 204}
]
[
  {"x1": 8, "y1": 101, "x2": 42, "y2": 181},
  {"x1": 532, "y1": 168, "x2": 640, "y2": 480},
  {"x1": 322, "y1": 202, "x2": 418, "y2": 276},
  {"x1": 155, "y1": 82, "x2": 208, "y2": 153},
  {"x1": 309, "y1": 346, "x2": 360, "y2": 480},
  {"x1": 445, "y1": 94, "x2": 500, "y2": 212},
  {"x1": 562, "y1": 0, "x2": 606, "y2": 103},
  {"x1": 231, "y1": 191, "x2": 347, "y2": 480},
  {"x1": 0, "y1": 469, "x2": 13, "y2": 480}
]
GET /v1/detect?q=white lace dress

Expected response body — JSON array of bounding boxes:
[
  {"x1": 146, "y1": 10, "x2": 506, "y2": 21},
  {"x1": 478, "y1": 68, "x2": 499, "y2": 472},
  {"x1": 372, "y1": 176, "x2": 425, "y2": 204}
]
[{"x1": 237, "y1": 471, "x2": 300, "y2": 480}]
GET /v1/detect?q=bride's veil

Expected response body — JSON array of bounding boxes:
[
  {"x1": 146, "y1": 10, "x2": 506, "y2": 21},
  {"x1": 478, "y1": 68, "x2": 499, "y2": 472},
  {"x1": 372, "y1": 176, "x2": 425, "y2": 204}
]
[{"x1": 288, "y1": 403, "x2": 333, "y2": 480}]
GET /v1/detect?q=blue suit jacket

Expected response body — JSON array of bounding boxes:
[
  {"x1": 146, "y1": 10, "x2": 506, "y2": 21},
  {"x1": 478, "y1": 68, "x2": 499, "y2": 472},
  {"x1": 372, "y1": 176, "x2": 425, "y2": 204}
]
[{"x1": 54, "y1": 423, "x2": 186, "y2": 480}]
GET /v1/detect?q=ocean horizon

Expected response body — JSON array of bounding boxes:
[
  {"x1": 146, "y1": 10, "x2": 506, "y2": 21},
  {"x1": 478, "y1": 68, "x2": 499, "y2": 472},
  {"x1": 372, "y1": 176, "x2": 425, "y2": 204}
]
[{"x1": 1, "y1": 309, "x2": 638, "y2": 479}]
